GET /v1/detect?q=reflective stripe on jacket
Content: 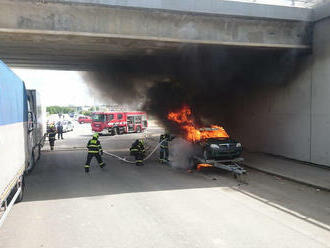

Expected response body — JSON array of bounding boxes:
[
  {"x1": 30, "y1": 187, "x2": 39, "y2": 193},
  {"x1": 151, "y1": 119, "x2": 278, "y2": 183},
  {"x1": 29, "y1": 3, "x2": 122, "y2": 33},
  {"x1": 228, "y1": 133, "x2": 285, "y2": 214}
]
[
  {"x1": 87, "y1": 139, "x2": 102, "y2": 153},
  {"x1": 160, "y1": 134, "x2": 169, "y2": 148},
  {"x1": 130, "y1": 141, "x2": 145, "y2": 154},
  {"x1": 48, "y1": 128, "x2": 57, "y2": 140}
]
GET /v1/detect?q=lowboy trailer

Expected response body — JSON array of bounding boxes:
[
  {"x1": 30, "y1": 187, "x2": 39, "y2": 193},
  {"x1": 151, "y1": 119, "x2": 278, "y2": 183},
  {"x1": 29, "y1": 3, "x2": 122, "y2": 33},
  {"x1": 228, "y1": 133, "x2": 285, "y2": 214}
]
[{"x1": 192, "y1": 156, "x2": 248, "y2": 183}]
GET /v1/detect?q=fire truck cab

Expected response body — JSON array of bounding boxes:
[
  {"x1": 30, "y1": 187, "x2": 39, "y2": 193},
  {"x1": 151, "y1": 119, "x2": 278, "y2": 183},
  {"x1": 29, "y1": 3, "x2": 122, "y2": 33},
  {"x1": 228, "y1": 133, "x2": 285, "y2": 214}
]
[{"x1": 91, "y1": 111, "x2": 148, "y2": 135}]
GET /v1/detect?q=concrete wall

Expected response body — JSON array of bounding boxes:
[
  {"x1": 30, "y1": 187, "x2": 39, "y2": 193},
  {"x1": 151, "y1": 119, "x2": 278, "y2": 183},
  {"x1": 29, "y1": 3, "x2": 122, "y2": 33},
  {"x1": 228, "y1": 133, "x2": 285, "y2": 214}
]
[
  {"x1": 227, "y1": 17, "x2": 330, "y2": 167},
  {"x1": 227, "y1": 57, "x2": 313, "y2": 162},
  {"x1": 310, "y1": 17, "x2": 330, "y2": 165}
]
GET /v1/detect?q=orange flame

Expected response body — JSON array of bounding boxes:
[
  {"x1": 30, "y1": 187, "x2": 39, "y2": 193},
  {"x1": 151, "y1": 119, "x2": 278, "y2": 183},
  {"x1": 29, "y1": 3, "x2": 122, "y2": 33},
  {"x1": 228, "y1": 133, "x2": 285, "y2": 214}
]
[
  {"x1": 167, "y1": 106, "x2": 229, "y2": 142},
  {"x1": 197, "y1": 163, "x2": 213, "y2": 171}
]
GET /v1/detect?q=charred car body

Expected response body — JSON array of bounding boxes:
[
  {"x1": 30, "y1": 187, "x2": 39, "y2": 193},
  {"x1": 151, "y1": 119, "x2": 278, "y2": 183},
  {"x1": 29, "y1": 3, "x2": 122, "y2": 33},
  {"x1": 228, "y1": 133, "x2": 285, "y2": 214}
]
[
  {"x1": 167, "y1": 107, "x2": 246, "y2": 179},
  {"x1": 188, "y1": 128, "x2": 246, "y2": 180},
  {"x1": 184, "y1": 127, "x2": 243, "y2": 161},
  {"x1": 197, "y1": 137, "x2": 243, "y2": 161}
]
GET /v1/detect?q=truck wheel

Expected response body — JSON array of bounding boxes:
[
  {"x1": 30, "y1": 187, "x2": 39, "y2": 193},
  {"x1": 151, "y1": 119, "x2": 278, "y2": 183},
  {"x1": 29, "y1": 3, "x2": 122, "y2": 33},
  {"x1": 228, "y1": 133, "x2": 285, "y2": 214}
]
[
  {"x1": 37, "y1": 144, "x2": 41, "y2": 161},
  {"x1": 15, "y1": 176, "x2": 25, "y2": 203},
  {"x1": 27, "y1": 152, "x2": 35, "y2": 174}
]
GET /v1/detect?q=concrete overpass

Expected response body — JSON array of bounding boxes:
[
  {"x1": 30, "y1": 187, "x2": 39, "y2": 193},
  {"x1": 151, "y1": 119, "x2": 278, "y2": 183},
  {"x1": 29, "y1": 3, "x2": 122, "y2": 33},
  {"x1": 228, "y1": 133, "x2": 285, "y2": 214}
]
[
  {"x1": 0, "y1": 0, "x2": 316, "y2": 69},
  {"x1": 1, "y1": 0, "x2": 330, "y2": 166}
]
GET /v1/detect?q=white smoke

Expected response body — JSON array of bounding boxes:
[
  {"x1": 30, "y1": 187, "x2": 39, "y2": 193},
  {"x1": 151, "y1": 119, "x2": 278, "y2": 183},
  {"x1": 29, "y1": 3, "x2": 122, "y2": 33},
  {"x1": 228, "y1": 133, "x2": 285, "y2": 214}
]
[{"x1": 169, "y1": 137, "x2": 196, "y2": 169}]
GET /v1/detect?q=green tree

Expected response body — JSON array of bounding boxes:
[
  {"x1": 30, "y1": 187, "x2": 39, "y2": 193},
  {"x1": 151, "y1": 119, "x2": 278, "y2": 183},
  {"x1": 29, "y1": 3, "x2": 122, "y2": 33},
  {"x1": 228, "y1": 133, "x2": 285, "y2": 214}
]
[
  {"x1": 80, "y1": 110, "x2": 91, "y2": 116},
  {"x1": 47, "y1": 106, "x2": 76, "y2": 115}
]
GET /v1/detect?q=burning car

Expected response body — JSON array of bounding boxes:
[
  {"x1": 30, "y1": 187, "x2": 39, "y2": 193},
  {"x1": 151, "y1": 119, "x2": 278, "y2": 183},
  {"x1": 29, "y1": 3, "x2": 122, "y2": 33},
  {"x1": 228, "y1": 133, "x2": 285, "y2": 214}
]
[
  {"x1": 194, "y1": 128, "x2": 243, "y2": 161},
  {"x1": 168, "y1": 106, "x2": 246, "y2": 180},
  {"x1": 167, "y1": 106, "x2": 243, "y2": 160}
]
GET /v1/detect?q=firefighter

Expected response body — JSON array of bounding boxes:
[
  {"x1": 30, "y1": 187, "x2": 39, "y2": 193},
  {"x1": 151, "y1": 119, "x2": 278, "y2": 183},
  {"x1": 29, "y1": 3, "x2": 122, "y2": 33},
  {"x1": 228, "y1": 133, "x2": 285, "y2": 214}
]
[
  {"x1": 159, "y1": 133, "x2": 175, "y2": 163},
  {"x1": 48, "y1": 124, "x2": 57, "y2": 151},
  {"x1": 84, "y1": 133, "x2": 106, "y2": 173},
  {"x1": 130, "y1": 139, "x2": 145, "y2": 166}
]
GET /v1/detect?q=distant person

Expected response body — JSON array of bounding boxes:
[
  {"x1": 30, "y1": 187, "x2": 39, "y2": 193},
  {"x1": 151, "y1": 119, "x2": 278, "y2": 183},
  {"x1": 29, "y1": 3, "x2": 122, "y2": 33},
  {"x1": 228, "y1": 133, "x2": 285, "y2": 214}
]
[
  {"x1": 48, "y1": 124, "x2": 57, "y2": 151},
  {"x1": 130, "y1": 139, "x2": 145, "y2": 166},
  {"x1": 57, "y1": 121, "x2": 64, "y2": 140},
  {"x1": 84, "y1": 133, "x2": 106, "y2": 173},
  {"x1": 159, "y1": 133, "x2": 175, "y2": 164}
]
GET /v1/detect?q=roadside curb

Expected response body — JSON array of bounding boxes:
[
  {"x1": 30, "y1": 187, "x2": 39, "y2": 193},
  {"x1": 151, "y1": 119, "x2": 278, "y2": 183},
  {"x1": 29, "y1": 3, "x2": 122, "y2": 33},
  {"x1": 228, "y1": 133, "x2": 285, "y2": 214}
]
[{"x1": 242, "y1": 163, "x2": 330, "y2": 192}]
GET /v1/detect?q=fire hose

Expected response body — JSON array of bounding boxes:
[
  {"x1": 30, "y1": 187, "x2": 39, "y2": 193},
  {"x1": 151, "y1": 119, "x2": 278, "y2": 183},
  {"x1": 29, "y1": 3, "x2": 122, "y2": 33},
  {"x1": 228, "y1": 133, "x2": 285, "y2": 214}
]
[{"x1": 103, "y1": 139, "x2": 166, "y2": 164}]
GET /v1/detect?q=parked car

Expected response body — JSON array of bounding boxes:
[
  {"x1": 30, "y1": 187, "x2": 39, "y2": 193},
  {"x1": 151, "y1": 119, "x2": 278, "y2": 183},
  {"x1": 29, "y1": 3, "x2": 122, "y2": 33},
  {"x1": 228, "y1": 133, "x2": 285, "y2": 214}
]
[
  {"x1": 62, "y1": 120, "x2": 74, "y2": 132},
  {"x1": 78, "y1": 116, "x2": 92, "y2": 124}
]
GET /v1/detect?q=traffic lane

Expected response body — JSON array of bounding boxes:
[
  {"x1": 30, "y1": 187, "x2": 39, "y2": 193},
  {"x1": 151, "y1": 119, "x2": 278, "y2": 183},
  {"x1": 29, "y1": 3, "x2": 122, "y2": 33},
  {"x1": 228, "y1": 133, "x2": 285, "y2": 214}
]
[
  {"x1": 101, "y1": 134, "x2": 330, "y2": 229},
  {"x1": 41, "y1": 126, "x2": 330, "y2": 230},
  {"x1": 1, "y1": 151, "x2": 330, "y2": 248},
  {"x1": 200, "y1": 167, "x2": 330, "y2": 228},
  {"x1": 22, "y1": 150, "x2": 223, "y2": 202}
]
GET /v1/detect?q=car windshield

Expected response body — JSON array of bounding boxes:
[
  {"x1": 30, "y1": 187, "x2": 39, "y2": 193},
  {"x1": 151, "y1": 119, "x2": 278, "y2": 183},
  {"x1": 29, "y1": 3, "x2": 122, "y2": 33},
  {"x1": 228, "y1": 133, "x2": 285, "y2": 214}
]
[{"x1": 92, "y1": 114, "x2": 105, "y2": 122}]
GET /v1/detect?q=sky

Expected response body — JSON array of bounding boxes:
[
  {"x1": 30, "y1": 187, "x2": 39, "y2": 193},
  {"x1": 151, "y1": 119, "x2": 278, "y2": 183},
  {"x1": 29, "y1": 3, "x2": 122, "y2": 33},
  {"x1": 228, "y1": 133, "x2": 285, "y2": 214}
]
[{"x1": 13, "y1": 69, "x2": 97, "y2": 107}]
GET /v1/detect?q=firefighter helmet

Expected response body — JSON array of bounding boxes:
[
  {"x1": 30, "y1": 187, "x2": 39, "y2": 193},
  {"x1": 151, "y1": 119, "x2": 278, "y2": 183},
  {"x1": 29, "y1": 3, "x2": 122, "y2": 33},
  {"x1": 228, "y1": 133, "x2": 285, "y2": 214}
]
[{"x1": 93, "y1": 133, "x2": 99, "y2": 139}]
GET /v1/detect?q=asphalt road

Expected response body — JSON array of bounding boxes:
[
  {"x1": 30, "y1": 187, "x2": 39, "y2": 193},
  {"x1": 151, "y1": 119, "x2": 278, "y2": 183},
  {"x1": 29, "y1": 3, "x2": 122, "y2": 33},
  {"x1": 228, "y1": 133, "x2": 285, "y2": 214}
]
[{"x1": 1, "y1": 124, "x2": 329, "y2": 248}]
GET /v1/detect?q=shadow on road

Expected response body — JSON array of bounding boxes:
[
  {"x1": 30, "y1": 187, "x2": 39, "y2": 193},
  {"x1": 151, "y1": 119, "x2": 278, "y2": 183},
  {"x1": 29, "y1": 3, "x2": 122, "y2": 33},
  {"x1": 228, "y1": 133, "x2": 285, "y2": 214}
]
[
  {"x1": 23, "y1": 149, "x2": 330, "y2": 230},
  {"x1": 24, "y1": 150, "x2": 227, "y2": 201}
]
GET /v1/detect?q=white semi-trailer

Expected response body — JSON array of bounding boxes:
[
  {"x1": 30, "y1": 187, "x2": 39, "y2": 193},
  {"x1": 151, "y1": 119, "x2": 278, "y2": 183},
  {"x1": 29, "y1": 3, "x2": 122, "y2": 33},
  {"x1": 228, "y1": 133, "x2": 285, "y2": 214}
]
[
  {"x1": 0, "y1": 61, "x2": 45, "y2": 227},
  {"x1": 26, "y1": 89, "x2": 46, "y2": 171}
]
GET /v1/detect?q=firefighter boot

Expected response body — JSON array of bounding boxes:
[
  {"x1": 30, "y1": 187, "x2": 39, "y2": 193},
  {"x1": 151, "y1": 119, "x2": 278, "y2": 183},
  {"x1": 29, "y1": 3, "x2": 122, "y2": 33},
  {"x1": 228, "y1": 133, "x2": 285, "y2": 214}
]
[
  {"x1": 100, "y1": 162, "x2": 106, "y2": 168},
  {"x1": 85, "y1": 165, "x2": 90, "y2": 173}
]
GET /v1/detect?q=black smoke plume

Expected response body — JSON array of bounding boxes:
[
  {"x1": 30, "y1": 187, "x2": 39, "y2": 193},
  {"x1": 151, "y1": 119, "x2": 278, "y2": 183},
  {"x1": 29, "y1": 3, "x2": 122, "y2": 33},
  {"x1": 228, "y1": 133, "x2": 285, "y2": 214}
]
[{"x1": 83, "y1": 46, "x2": 306, "y2": 132}]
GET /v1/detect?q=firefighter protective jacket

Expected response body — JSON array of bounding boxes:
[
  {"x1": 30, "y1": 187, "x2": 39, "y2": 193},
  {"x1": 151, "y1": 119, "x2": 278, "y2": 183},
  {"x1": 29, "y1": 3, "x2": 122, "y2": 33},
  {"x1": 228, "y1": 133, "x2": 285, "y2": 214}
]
[
  {"x1": 48, "y1": 128, "x2": 57, "y2": 141},
  {"x1": 130, "y1": 140, "x2": 145, "y2": 155},
  {"x1": 87, "y1": 138, "x2": 103, "y2": 154},
  {"x1": 160, "y1": 134, "x2": 175, "y2": 148}
]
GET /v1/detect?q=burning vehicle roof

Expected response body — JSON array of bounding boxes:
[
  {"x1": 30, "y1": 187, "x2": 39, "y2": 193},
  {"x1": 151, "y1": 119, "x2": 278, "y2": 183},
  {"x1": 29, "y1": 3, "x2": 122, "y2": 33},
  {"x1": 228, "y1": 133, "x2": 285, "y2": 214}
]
[{"x1": 167, "y1": 106, "x2": 229, "y2": 142}]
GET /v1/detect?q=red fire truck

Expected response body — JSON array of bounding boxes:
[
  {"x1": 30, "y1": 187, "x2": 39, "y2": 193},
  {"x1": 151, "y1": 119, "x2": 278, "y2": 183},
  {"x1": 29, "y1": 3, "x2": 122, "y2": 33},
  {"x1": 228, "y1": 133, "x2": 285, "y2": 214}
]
[{"x1": 91, "y1": 111, "x2": 148, "y2": 135}]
